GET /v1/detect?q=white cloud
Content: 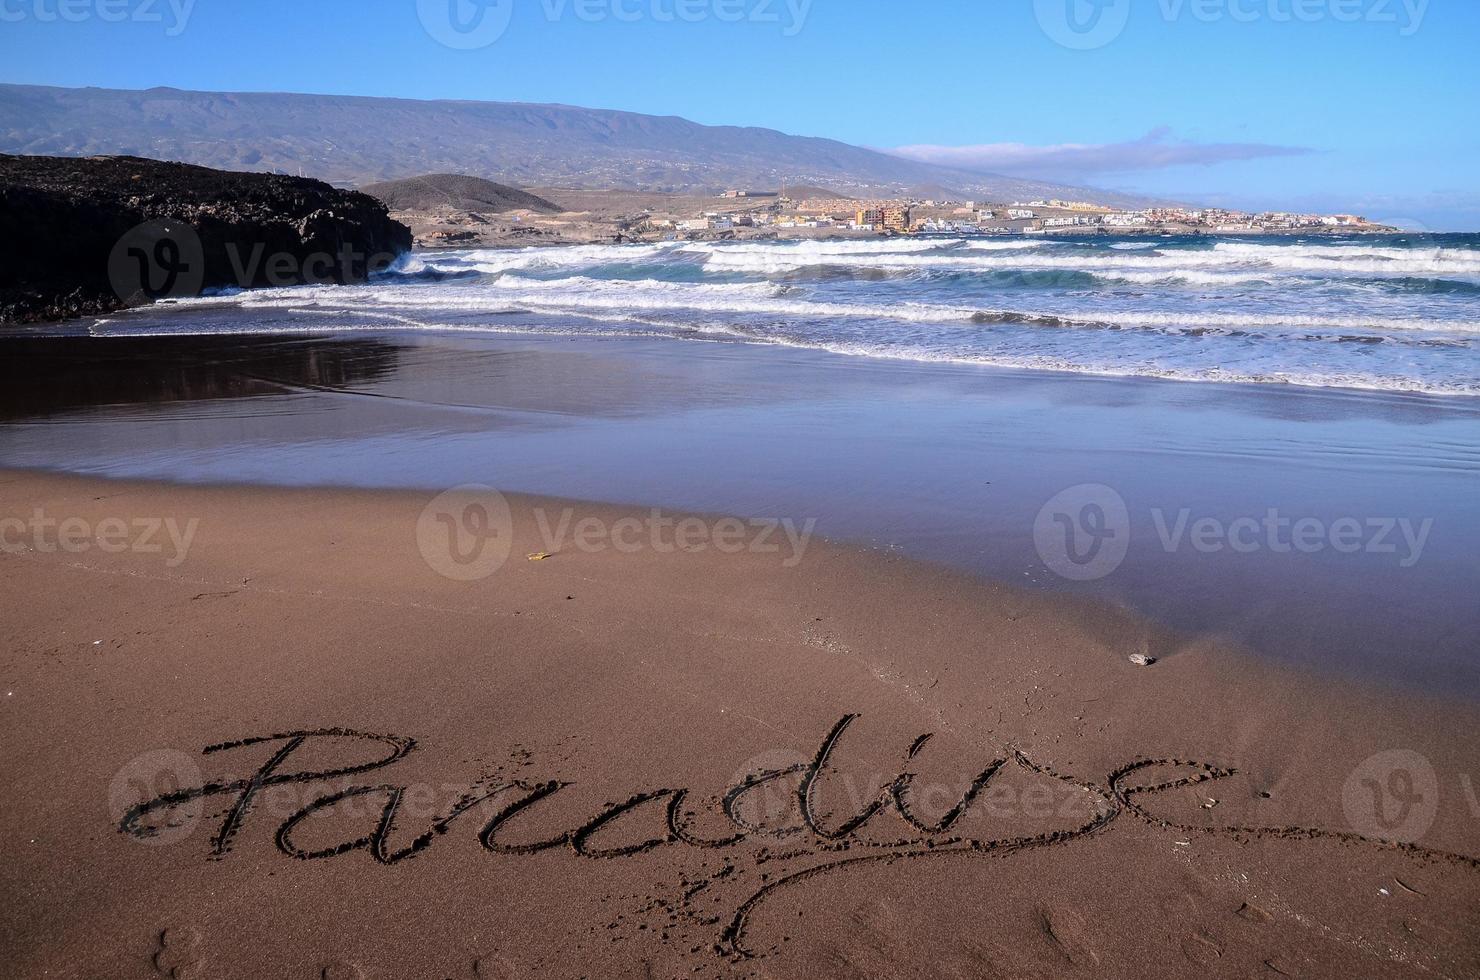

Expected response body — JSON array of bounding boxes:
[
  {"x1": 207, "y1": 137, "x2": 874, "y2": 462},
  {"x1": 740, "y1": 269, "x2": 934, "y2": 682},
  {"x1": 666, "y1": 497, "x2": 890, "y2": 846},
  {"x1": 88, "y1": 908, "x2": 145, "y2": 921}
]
[{"x1": 890, "y1": 127, "x2": 1310, "y2": 178}]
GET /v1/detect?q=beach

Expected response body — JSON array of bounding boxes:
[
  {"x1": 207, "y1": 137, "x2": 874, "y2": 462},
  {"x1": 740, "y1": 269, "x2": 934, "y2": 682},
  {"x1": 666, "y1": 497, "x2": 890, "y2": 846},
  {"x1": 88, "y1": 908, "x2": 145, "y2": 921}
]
[
  {"x1": 4, "y1": 233, "x2": 1480, "y2": 978},
  {"x1": 4, "y1": 0, "x2": 1476, "y2": 971},
  {"x1": 3, "y1": 325, "x2": 1478, "y2": 694},
  {"x1": 1, "y1": 467, "x2": 1479, "y2": 977},
  {"x1": 3, "y1": 303, "x2": 1480, "y2": 976}
]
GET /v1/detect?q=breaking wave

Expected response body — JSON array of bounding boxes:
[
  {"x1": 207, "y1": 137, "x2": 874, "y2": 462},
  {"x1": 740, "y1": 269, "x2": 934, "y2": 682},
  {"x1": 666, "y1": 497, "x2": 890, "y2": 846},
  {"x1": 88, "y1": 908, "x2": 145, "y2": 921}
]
[{"x1": 130, "y1": 233, "x2": 1480, "y2": 396}]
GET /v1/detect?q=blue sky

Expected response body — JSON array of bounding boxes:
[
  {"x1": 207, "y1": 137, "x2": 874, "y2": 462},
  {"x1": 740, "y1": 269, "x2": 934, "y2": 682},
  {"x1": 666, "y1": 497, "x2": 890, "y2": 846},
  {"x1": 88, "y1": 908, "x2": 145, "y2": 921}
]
[{"x1": 1, "y1": 0, "x2": 1477, "y2": 227}]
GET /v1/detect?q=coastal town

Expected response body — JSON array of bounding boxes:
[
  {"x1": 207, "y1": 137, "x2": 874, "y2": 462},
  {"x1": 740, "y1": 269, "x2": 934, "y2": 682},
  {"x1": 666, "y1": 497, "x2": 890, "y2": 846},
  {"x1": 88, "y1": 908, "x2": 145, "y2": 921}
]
[
  {"x1": 366, "y1": 177, "x2": 1397, "y2": 249},
  {"x1": 645, "y1": 189, "x2": 1394, "y2": 239}
]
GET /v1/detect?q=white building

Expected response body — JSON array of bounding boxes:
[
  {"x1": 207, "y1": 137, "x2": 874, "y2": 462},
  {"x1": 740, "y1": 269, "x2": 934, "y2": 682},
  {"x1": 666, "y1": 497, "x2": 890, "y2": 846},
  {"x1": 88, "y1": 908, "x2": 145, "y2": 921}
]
[{"x1": 680, "y1": 217, "x2": 734, "y2": 232}]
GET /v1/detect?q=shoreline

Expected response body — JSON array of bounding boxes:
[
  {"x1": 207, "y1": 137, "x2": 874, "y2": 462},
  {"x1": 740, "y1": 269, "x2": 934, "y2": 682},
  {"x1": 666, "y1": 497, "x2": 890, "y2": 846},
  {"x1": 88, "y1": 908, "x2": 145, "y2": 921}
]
[
  {"x1": 4, "y1": 329, "x2": 1476, "y2": 700},
  {"x1": 14, "y1": 289, "x2": 1477, "y2": 402},
  {"x1": 2, "y1": 468, "x2": 1478, "y2": 976}
]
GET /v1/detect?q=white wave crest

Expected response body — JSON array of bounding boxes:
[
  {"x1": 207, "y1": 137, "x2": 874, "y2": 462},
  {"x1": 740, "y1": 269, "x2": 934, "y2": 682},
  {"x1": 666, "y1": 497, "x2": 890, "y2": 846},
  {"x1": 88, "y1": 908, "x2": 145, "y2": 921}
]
[
  {"x1": 697, "y1": 245, "x2": 1480, "y2": 278},
  {"x1": 686, "y1": 238, "x2": 961, "y2": 256},
  {"x1": 204, "y1": 274, "x2": 1480, "y2": 337},
  {"x1": 395, "y1": 242, "x2": 684, "y2": 276}
]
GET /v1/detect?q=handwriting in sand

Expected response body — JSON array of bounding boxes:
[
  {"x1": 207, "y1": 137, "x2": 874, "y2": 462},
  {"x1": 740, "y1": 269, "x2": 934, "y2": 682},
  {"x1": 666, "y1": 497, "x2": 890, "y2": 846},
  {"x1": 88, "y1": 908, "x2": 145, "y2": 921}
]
[{"x1": 119, "y1": 715, "x2": 1480, "y2": 958}]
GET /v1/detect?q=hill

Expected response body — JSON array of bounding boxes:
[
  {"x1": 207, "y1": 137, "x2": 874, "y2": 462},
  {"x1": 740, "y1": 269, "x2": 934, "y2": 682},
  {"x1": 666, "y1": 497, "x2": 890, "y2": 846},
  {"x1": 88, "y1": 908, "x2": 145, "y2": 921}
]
[
  {"x1": 0, "y1": 84, "x2": 1154, "y2": 207},
  {"x1": 360, "y1": 174, "x2": 561, "y2": 214},
  {"x1": 782, "y1": 184, "x2": 857, "y2": 200},
  {"x1": 907, "y1": 183, "x2": 966, "y2": 201}
]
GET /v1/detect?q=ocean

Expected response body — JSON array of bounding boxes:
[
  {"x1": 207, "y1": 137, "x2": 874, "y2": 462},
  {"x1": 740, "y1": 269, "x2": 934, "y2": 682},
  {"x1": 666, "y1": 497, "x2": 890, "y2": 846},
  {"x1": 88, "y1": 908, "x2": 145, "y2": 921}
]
[
  {"x1": 5, "y1": 236, "x2": 1480, "y2": 692},
  {"x1": 90, "y1": 232, "x2": 1480, "y2": 397}
]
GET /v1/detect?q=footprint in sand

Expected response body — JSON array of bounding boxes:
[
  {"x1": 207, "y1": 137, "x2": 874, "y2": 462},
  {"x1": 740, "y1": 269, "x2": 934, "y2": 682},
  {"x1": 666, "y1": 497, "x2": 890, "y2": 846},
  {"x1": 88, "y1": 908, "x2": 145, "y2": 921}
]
[
  {"x1": 320, "y1": 961, "x2": 364, "y2": 980},
  {"x1": 152, "y1": 926, "x2": 203, "y2": 979},
  {"x1": 1180, "y1": 930, "x2": 1224, "y2": 966},
  {"x1": 1037, "y1": 906, "x2": 1100, "y2": 968},
  {"x1": 1236, "y1": 901, "x2": 1274, "y2": 924}
]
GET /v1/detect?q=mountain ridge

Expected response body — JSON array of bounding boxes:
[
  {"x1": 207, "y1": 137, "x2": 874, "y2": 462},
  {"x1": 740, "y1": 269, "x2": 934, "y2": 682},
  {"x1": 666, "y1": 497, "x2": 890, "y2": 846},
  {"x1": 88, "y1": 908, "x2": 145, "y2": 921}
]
[{"x1": 0, "y1": 83, "x2": 1157, "y2": 207}]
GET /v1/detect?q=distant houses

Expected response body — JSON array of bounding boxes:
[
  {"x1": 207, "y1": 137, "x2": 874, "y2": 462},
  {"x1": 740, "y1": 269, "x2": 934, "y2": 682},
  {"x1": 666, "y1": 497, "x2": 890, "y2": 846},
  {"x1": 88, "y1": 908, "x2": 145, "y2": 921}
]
[
  {"x1": 669, "y1": 186, "x2": 1387, "y2": 239},
  {"x1": 679, "y1": 215, "x2": 734, "y2": 232},
  {"x1": 1043, "y1": 215, "x2": 1095, "y2": 228}
]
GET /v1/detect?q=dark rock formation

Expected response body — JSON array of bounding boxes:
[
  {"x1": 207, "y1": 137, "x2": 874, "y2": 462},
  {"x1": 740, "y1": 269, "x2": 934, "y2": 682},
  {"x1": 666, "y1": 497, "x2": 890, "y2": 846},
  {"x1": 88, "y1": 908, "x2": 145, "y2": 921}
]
[{"x1": 0, "y1": 154, "x2": 413, "y2": 323}]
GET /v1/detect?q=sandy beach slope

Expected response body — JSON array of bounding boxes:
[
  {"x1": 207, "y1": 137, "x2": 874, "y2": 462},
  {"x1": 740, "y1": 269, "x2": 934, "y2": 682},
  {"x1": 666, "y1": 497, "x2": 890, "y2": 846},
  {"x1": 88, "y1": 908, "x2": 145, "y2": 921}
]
[{"x1": 1, "y1": 470, "x2": 1477, "y2": 978}]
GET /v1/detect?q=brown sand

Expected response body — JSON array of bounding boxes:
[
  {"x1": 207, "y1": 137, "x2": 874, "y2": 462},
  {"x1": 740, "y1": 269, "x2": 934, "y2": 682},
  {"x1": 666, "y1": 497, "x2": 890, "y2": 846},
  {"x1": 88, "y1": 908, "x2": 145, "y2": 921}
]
[{"x1": 1, "y1": 469, "x2": 1477, "y2": 978}]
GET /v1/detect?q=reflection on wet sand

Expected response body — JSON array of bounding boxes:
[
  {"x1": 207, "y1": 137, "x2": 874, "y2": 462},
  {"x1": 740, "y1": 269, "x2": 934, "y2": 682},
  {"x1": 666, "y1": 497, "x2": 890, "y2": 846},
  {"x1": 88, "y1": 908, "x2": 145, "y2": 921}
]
[
  {"x1": 0, "y1": 335, "x2": 402, "y2": 423},
  {"x1": 3, "y1": 328, "x2": 1479, "y2": 696}
]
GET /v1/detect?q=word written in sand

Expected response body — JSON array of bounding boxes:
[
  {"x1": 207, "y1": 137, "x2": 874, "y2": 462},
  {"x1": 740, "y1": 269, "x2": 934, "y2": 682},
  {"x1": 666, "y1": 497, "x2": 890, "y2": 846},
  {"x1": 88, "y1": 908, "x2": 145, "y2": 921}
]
[{"x1": 119, "y1": 716, "x2": 1480, "y2": 959}]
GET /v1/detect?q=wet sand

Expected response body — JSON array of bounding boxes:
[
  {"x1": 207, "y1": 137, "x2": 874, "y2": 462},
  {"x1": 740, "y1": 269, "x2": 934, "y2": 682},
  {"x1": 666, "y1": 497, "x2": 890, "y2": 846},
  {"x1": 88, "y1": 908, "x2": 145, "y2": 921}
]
[
  {"x1": 2, "y1": 329, "x2": 1478, "y2": 695},
  {"x1": 2, "y1": 469, "x2": 1478, "y2": 978}
]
